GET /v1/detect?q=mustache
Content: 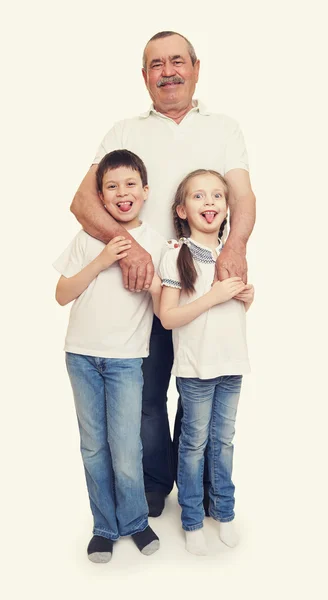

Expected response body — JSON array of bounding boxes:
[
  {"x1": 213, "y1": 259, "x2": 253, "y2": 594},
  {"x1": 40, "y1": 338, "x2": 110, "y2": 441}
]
[{"x1": 157, "y1": 76, "x2": 185, "y2": 87}]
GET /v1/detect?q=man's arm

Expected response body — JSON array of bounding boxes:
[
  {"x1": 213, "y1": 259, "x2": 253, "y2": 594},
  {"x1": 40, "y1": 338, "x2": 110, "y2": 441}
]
[
  {"x1": 71, "y1": 165, "x2": 122, "y2": 242},
  {"x1": 70, "y1": 165, "x2": 154, "y2": 291},
  {"x1": 216, "y1": 168, "x2": 256, "y2": 283}
]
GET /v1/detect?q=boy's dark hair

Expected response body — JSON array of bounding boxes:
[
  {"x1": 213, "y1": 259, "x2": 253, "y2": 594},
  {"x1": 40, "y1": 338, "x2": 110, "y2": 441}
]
[
  {"x1": 172, "y1": 169, "x2": 229, "y2": 295},
  {"x1": 96, "y1": 149, "x2": 148, "y2": 192}
]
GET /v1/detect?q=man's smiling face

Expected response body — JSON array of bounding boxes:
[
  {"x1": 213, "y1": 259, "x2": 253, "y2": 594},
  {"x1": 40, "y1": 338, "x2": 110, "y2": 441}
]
[{"x1": 142, "y1": 34, "x2": 200, "y2": 114}]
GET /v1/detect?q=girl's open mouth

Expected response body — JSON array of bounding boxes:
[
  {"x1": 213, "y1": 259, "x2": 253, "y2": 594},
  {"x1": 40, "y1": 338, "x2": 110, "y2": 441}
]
[{"x1": 201, "y1": 211, "x2": 217, "y2": 224}]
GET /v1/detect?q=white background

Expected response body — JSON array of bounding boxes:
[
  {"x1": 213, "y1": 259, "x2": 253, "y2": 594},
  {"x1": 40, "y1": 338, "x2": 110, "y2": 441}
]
[{"x1": 1, "y1": 0, "x2": 327, "y2": 598}]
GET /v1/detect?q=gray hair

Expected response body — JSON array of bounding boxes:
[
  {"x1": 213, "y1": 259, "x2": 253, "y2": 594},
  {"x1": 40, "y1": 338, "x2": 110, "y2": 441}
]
[{"x1": 142, "y1": 31, "x2": 197, "y2": 70}]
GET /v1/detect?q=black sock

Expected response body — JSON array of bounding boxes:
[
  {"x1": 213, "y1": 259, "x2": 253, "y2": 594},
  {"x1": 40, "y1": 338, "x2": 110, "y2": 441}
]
[
  {"x1": 87, "y1": 535, "x2": 114, "y2": 563},
  {"x1": 146, "y1": 491, "x2": 165, "y2": 517},
  {"x1": 132, "y1": 526, "x2": 160, "y2": 555}
]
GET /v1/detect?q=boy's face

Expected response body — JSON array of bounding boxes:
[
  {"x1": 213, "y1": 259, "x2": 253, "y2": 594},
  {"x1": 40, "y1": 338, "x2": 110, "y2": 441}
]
[{"x1": 100, "y1": 166, "x2": 149, "y2": 229}]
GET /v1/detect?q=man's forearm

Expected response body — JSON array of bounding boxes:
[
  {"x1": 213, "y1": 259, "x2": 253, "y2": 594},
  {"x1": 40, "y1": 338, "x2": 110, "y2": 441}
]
[
  {"x1": 70, "y1": 165, "x2": 126, "y2": 244},
  {"x1": 224, "y1": 169, "x2": 256, "y2": 249},
  {"x1": 71, "y1": 188, "x2": 125, "y2": 244},
  {"x1": 227, "y1": 190, "x2": 256, "y2": 248}
]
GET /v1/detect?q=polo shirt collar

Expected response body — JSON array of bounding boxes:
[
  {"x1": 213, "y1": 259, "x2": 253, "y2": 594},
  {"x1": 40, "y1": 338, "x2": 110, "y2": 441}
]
[{"x1": 139, "y1": 99, "x2": 210, "y2": 119}]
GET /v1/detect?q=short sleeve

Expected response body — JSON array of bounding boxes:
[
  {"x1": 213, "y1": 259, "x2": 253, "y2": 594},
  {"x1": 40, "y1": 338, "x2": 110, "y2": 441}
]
[
  {"x1": 159, "y1": 245, "x2": 181, "y2": 289},
  {"x1": 52, "y1": 231, "x2": 87, "y2": 278},
  {"x1": 93, "y1": 121, "x2": 124, "y2": 164},
  {"x1": 224, "y1": 120, "x2": 249, "y2": 174}
]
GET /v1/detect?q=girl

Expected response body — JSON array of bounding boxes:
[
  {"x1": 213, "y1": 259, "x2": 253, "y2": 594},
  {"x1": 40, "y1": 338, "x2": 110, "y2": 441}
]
[{"x1": 159, "y1": 169, "x2": 254, "y2": 556}]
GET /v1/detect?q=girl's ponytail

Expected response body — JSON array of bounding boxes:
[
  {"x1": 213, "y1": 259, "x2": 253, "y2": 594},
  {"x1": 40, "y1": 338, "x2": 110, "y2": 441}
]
[
  {"x1": 219, "y1": 217, "x2": 227, "y2": 243},
  {"x1": 173, "y1": 184, "x2": 198, "y2": 294}
]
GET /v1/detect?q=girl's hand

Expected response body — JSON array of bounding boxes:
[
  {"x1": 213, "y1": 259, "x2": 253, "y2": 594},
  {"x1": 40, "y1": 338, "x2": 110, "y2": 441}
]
[
  {"x1": 209, "y1": 277, "x2": 246, "y2": 306},
  {"x1": 97, "y1": 236, "x2": 132, "y2": 270},
  {"x1": 234, "y1": 284, "x2": 255, "y2": 305},
  {"x1": 149, "y1": 273, "x2": 162, "y2": 297}
]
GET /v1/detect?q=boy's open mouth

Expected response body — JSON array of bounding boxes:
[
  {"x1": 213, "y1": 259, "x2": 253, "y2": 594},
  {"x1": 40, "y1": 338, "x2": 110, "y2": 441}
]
[
  {"x1": 201, "y1": 210, "x2": 217, "y2": 224},
  {"x1": 117, "y1": 201, "x2": 133, "y2": 213}
]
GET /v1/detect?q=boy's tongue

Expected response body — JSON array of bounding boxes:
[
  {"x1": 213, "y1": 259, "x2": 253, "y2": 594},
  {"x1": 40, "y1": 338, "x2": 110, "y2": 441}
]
[
  {"x1": 118, "y1": 202, "x2": 132, "y2": 212},
  {"x1": 203, "y1": 212, "x2": 216, "y2": 224}
]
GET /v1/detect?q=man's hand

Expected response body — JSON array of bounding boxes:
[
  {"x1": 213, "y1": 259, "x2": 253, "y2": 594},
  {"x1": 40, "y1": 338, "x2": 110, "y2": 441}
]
[
  {"x1": 119, "y1": 243, "x2": 154, "y2": 291},
  {"x1": 215, "y1": 241, "x2": 248, "y2": 283}
]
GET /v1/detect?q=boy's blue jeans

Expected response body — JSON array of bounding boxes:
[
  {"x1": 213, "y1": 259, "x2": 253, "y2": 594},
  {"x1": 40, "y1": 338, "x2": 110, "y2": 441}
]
[
  {"x1": 65, "y1": 352, "x2": 149, "y2": 540},
  {"x1": 177, "y1": 375, "x2": 242, "y2": 531}
]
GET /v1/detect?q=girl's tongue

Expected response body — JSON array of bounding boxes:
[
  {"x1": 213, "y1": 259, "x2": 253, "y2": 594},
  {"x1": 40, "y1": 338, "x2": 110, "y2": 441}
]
[
  {"x1": 203, "y1": 211, "x2": 216, "y2": 224},
  {"x1": 118, "y1": 202, "x2": 132, "y2": 212}
]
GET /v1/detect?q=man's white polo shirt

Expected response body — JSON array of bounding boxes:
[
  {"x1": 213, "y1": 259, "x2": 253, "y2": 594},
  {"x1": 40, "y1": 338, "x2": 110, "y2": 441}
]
[
  {"x1": 53, "y1": 223, "x2": 165, "y2": 359},
  {"x1": 159, "y1": 238, "x2": 250, "y2": 379},
  {"x1": 93, "y1": 102, "x2": 249, "y2": 239}
]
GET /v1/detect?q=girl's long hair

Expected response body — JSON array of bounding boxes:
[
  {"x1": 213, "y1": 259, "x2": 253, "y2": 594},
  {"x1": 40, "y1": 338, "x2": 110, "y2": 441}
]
[{"x1": 172, "y1": 169, "x2": 228, "y2": 294}]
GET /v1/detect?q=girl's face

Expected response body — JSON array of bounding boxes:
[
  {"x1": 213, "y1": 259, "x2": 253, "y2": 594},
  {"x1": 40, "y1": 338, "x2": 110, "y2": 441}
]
[{"x1": 176, "y1": 173, "x2": 227, "y2": 235}]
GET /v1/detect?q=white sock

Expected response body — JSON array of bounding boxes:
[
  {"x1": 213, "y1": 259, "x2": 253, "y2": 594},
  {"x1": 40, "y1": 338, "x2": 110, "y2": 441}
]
[
  {"x1": 185, "y1": 529, "x2": 208, "y2": 556},
  {"x1": 219, "y1": 520, "x2": 239, "y2": 547}
]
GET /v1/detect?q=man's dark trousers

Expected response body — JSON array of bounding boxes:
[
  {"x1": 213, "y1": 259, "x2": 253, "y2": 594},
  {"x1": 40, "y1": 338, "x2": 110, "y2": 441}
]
[
  {"x1": 141, "y1": 316, "x2": 209, "y2": 496},
  {"x1": 141, "y1": 316, "x2": 175, "y2": 495}
]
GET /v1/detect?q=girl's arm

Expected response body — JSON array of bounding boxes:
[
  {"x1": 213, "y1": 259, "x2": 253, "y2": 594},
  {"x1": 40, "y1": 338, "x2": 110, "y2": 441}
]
[
  {"x1": 234, "y1": 284, "x2": 255, "y2": 312},
  {"x1": 148, "y1": 273, "x2": 162, "y2": 318},
  {"x1": 159, "y1": 277, "x2": 246, "y2": 330},
  {"x1": 55, "y1": 236, "x2": 131, "y2": 306}
]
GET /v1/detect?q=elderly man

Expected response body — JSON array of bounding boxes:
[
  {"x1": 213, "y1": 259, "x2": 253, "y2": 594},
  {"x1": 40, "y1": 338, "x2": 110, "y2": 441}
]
[{"x1": 71, "y1": 31, "x2": 256, "y2": 517}]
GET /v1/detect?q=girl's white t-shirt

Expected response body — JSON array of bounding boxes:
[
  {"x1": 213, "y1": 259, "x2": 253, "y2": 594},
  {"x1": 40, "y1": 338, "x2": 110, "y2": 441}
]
[
  {"x1": 159, "y1": 238, "x2": 251, "y2": 379},
  {"x1": 53, "y1": 222, "x2": 165, "y2": 359}
]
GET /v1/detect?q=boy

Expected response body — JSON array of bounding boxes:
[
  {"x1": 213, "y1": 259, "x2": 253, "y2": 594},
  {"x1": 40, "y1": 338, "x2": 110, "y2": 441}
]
[{"x1": 53, "y1": 150, "x2": 163, "y2": 563}]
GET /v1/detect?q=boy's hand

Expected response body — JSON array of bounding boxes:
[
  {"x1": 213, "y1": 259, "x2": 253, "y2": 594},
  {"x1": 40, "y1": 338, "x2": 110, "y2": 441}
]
[
  {"x1": 234, "y1": 284, "x2": 255, "y2": 305},
  {"x1": 148, "y1": 273, "x2": 162, "y2": 296},
  {"x1": 209, "y1": 277, "x2": 246, "y2": 306},
  {"x1": 97, "y1": 236, "x2": 132, "y2": 270}
]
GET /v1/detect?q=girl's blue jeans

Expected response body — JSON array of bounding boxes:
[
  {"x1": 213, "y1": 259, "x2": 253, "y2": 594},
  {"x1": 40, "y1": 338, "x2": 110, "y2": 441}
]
[
  {"x1": 65, "y1": 352, "x2": 149, "y2": 541},
  {"x1": 176, "y1": 375, "x2": 242, "y2": 531}
]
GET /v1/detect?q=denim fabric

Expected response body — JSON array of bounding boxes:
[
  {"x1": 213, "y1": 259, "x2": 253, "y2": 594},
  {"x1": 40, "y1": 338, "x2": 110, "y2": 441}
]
[
  {"x1": 173, "y1": 393, "x2": 211, "y2": 487},
  {"x1": 177, "y1": 375, "x2": 242, "y2": 531},
  {"x1": 141, "y1": 316, "x2": 175, "y2": 495},
  {"x1": 66, "y1": 353, "x2": 149, "y2": 540}
]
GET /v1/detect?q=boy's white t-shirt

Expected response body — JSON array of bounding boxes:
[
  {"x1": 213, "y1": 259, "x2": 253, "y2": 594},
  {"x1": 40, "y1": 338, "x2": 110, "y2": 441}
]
[
  {"x1": 159, "y1": 238, "x2": 251, "y2": 379},
  {"x1": 53, "y1": 222, "x2": 165, "y2": 359}
]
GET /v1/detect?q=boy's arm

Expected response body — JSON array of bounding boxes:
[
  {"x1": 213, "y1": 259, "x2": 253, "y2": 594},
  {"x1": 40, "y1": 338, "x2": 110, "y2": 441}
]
[
  {"x1": 56, "y1": 262, "x2": 103, "y2": 306},
  {"x1": 70, "y1": 166, "x2": 154, "y2": 291},
  {"x1": 159, "y1": 277, "x2": 245, "y2": 330},
  {"x1": 55, "y1": 237, "x2": 131, "y2": 306}
]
